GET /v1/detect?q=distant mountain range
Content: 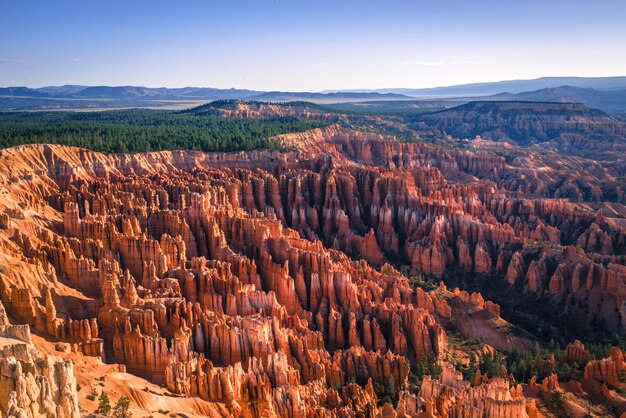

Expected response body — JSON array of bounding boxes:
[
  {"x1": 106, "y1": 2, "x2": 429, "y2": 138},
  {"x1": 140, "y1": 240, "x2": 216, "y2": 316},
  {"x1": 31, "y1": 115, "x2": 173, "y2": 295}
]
[
  {"x1": 327, "y1": 76, "x2": 626, "y2": 97},
  {"x1": 327, "y1": 82, "x2": 626, "y2": 115},
  {"x1": 0, "y1": 85, "x2": 411, "y2": 110},
  {"x1": 485, "y1": 86, "x2": 626, "y2": 114},
  {"x1": 248, "y1": 91, "x2": 408, "y2": 103},
  {"x1": 1, "y1": 76, "x2": 626, "y2": 112},
  {"x1": 0, "y1": 85, "x2": 410, "y2": 101},
  {"x1": 0, "y1": 85, "x2": 262, "y2": 100}
]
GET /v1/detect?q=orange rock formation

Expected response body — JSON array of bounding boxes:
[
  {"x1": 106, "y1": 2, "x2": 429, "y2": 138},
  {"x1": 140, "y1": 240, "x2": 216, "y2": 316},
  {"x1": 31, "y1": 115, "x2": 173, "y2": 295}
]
[{"x1": 0, "y1": 124, "x2": 624, "y2": 416}]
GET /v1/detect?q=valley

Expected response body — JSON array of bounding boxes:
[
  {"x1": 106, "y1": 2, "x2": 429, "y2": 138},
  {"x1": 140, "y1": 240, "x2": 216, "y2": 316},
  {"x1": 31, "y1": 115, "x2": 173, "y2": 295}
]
[{"x1": 0, "y1": 102, "x2": 625, "y2": 416}]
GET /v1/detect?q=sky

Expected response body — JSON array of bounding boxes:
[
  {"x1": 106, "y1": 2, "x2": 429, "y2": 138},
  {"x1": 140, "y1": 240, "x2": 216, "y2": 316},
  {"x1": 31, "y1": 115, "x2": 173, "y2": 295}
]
[{"x1": 1, "y1": 0, "x2": 625, "y2": 91}]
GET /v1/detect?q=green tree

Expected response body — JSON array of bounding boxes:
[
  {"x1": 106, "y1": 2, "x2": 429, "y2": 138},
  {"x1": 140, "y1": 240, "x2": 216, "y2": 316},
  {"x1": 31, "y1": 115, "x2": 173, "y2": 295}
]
[
  {"x1": 96, "y1": 392, "x2": 112, "y2": 416},
  {"x1": 113, "y1": 396, "x2": 132, "y2": 418},
  {"x1": 374, "y1": 375, "x2": 396, "y2": 406},
  {"x1": 0, "y1": 108, "x2": 326, "y2": 154}
]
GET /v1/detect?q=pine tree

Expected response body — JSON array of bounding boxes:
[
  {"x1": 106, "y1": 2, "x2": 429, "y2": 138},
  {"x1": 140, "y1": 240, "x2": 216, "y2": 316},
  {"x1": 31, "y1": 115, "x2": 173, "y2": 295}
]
[
  {"x1": 96, "y1": 392, "x2": 111, "y2": 416},
  {"x1": 113, "y1": 396, "x2": 132, "y2": 418}
]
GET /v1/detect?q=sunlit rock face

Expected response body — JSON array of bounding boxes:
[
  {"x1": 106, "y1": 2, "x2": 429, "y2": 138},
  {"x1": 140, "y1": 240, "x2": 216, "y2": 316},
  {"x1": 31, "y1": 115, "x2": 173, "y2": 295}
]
[
  {"x1": 0, "y1": 124, "x2": 624, "y2": 416},
  {"x1": 0, "y1": 300, "x2": 80, "y2": 418}
]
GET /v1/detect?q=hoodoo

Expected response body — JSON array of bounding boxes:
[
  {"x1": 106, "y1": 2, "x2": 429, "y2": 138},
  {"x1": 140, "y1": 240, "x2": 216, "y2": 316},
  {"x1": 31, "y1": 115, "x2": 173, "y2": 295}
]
[{"x1": 0, "y1": 123, "x2": 624, "y2": 416}]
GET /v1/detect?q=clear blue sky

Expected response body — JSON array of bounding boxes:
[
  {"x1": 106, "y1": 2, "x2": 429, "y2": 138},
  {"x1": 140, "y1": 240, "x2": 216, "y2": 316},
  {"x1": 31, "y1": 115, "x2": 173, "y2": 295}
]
[{"x1": 1, "y1": 0, "x2": 625, "y2": 91}]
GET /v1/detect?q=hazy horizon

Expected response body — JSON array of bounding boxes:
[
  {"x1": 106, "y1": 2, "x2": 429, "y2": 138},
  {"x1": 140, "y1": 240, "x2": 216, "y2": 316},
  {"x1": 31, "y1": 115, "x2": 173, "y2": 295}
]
[
  {"x1": 2, "y1": 1, "x2": 626, "y2": 91},
  {"x1": 3, "y1": 75, "x2": 626, "y2": 93}
]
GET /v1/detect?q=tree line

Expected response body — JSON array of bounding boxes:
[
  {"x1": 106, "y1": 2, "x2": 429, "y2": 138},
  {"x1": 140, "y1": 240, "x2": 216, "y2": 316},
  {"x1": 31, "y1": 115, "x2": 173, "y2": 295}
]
[{"x1": 0, "y1": 109, "x2": 325, "y2": 153}]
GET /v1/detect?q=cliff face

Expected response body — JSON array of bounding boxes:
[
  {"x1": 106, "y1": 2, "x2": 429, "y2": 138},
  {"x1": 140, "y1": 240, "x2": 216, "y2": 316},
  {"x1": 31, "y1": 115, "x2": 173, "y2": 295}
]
[
  {"x1": 410, "y1": 365, "x2": 532, "y2": 418},
  {"x1": 0, "y1": 124, "x2": 624, "y2": 416},
  {"x1": 0, "y1": 300, "x2": 80, "y2": 418},
  {"x1": 197, "y1": 100, "x2": 342, "y2": 122},
  {"x1": 416, "y1": 101, "x2": 626, "y2": 148}
]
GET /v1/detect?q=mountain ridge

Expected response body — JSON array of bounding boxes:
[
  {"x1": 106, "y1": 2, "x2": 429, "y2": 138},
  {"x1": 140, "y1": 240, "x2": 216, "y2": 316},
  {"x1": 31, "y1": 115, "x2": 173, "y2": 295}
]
[
  {"x1": 0, "y1": 85, "x2": 411, "y2": 101},
  {"x1": 487, "y1": 85, "x2": 626, "y2": 114},
  {"x1": 326, "y1": 76, "x2": 626, "y2": 96}
]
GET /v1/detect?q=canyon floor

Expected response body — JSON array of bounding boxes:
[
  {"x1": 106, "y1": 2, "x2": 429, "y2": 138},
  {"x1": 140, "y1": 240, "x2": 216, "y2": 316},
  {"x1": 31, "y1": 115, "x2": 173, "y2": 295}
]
[{"x1": 0, "y1": 106, "x2": 625, "y2": 417}]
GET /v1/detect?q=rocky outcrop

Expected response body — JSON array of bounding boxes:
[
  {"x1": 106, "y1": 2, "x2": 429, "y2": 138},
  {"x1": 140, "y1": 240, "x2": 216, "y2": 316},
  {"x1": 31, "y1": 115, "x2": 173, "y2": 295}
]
[
  {"x1": 417, "y1": 365, "x2": 533, "y2": 417},
  {"x1": 584, "y1": 348, "x2": 624, "y2": 389},
  {"x1": 0, "y1": 300, "x2": 80, "y2": 418},
  {"x1": 564, "y1": 340, "x2": 591, "y2": 365},
  {"x1": 44, "y1": 288, "x2": 103, "y2": 358},
  {"x1": 506, "y1": 252, "x2": 525, "y2": 285},
  {"x1": 199, "y1": 100, "x2": 341, "y2": 122},
  {"x1": 416, "y1": 101, "x2": 626, "y2": 146}
]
